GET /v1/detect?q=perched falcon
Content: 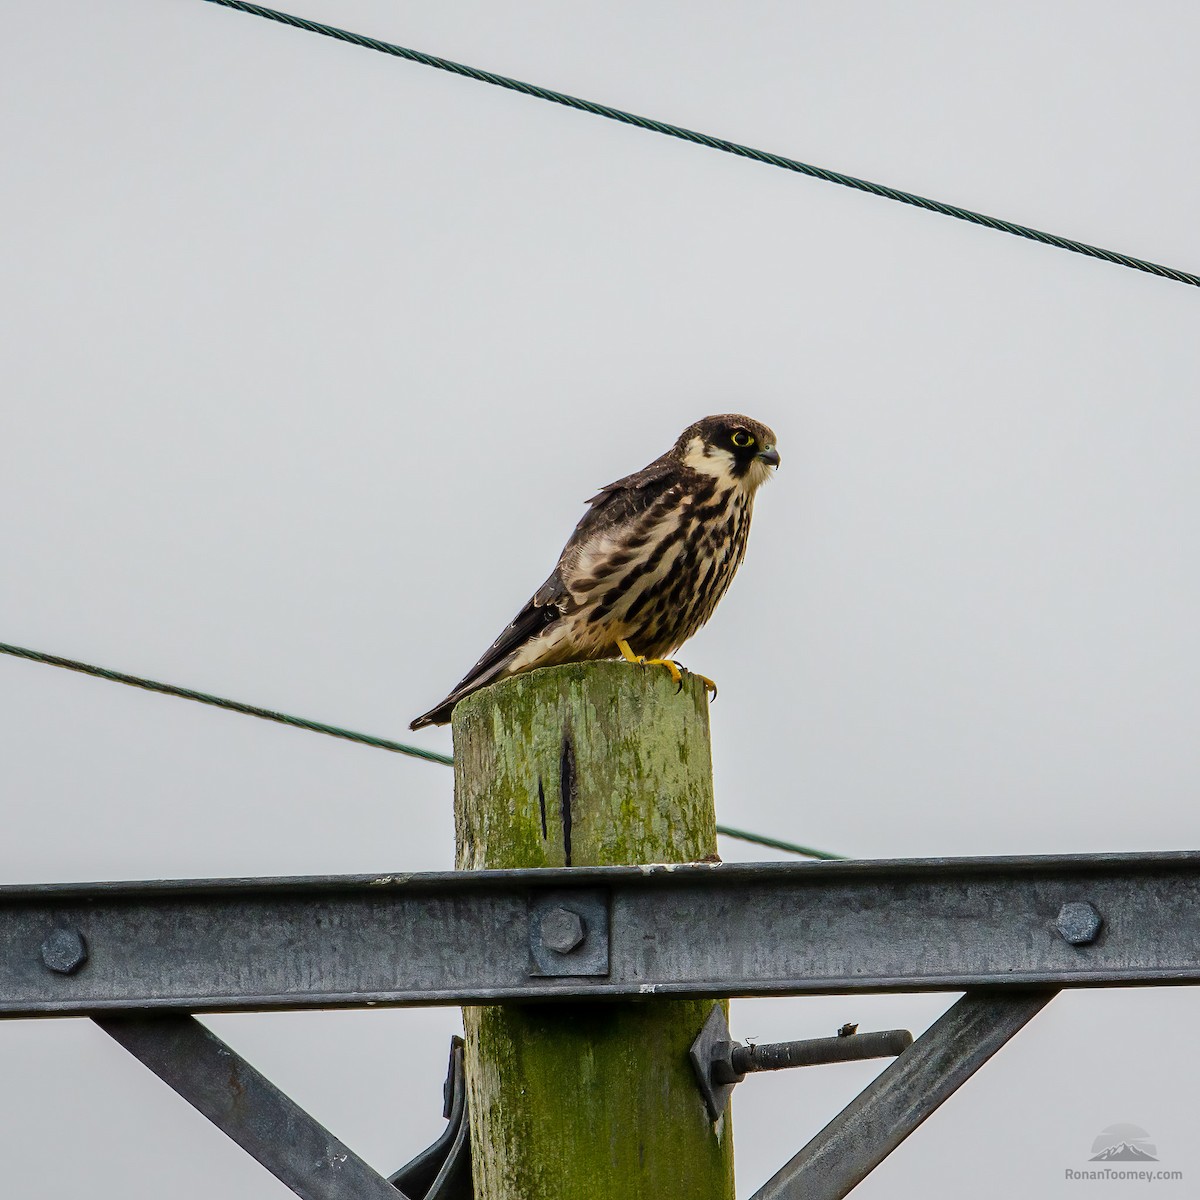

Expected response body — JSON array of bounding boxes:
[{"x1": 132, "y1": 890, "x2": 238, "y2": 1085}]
[{"x1": 410, "y1": 414, "x2": 779, "y2": 729}]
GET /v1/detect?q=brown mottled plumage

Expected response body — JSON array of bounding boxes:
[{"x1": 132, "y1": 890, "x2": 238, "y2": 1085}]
[{"x1": 410, "y1": 415, "x2": 780, "y2": 729}]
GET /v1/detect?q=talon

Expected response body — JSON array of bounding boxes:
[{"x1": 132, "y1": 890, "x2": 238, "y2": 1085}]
[{"x1": 692, "y1": 672, "x2": 718, "y2": 701}]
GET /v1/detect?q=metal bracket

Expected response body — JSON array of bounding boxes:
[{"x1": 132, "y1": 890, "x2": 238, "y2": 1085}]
[
  {"x1": 527, "y1": 888, "x2": 610, "y2": 977},
  {"x1": 15, "y1": 858, "x2": 1160, "y2": 1196},
  {"x1": 389, "y1": 1037, "x2": 472, "y2": 1199},
  {"x1": 689, "y1": 1005, "x2": 913, "y2": 1122}
]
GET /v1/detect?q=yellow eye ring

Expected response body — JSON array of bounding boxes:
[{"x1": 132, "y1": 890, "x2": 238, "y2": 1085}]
[{"x1": 731, "y1": 430, "x2": 755, "y2": 448}]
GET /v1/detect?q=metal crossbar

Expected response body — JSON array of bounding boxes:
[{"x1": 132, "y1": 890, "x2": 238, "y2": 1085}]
[
  {"x1": 9, "y1": 853, "x2": 1197, "y2": 1198},
  {"x1": 5, "y1": 852, "x2": 1199, "y2": 1017}
]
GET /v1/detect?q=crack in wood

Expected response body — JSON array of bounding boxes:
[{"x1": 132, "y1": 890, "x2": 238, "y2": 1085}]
[{"x1": 559, "y1": 735, "x2": 576, "y2": 867}]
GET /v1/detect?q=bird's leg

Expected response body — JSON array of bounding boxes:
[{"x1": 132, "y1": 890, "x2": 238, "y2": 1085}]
[
  {"x1": 615, "y1": 639, "x2": 683, "y2": 691},
  {"x1": 616, "y1": 638, "x2": 640, "y2": 665}
]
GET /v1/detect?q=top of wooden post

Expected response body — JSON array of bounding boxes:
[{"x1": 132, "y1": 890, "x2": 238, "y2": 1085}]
[{"x1": 451, "y1": 660, "x2": 717, "y2": 871}]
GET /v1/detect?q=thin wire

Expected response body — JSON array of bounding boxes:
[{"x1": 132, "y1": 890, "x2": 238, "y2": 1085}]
[
  {"x1": 1, "y1": 639, "x2": 838, "y2": 857},
  {"x1": 200, "y1": 0, "x2": 1200, "y2": 290},
  {"x1": 0, "y1": 641, "x2": 452, "y2": 766},
  {"x1": 715, "y1": 825, "x2": 844, "y2": 860}
]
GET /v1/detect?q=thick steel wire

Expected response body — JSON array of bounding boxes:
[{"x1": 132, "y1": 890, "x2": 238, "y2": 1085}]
[
  {"x1": 0, "y1": 641, "x2": 452, "y2": 766},
  {"x1": 0, "y1": 640, "x2": 839, "y2": 857},
  {"x1": 201, "y1": 0, "x2": 1200, "y2": 289},
  {"x1": 714, "y1": 825, "x2": 843, "y2": 861}
]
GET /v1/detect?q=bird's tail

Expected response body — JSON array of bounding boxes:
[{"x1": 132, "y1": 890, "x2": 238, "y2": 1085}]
[
  {"x1": 409, "y1": 700, "x2": 456, "y2": 731},
  {"x1": 409, "y1": 657, "x2": 516, "y2": 730},
  {"x1": 409, "y1": 585, "x2": 570, "y2": 729}
]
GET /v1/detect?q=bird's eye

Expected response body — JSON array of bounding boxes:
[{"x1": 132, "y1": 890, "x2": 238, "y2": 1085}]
[{"x1": 731, "y1": 431, "x2": 755, "y2": 448}]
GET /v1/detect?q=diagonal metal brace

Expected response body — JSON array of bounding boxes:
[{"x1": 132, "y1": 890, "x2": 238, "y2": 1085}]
[
  {"x1": 96, "y1": 1014, "x2": 409, "y2": 1200},
  {"x1": 750, "y1": 989, "x2": 1058, "y2": 1200}
]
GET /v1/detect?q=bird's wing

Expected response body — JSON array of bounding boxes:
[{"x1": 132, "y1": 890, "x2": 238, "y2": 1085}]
[
  {"x1": 455, "y1": 572, "x2": 572, "y2": 693},
  {"x1": 571, "y1": 454, "x2": 678, "y2": 543},
  {"x1": 409, "y1": 453, "x2": 681, "y2": 729}
]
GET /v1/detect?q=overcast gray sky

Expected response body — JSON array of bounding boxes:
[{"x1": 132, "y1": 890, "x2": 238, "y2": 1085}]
[{"x1": 3, "y1": 2, "x2": 1200, "y2": 1196}]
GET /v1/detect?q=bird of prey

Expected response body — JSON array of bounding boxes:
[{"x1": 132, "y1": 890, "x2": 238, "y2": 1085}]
[{"x1": 410, "y1": 414, "x2": 780, "y2": 729}]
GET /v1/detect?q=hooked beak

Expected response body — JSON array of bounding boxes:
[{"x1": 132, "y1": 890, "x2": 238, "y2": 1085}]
[{"x1": 756, "y1": 446, "x2": 781, "y2": 468}]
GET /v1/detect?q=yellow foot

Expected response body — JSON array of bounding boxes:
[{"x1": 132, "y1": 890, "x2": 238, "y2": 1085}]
[
  {"x1": 616, "y1": 640, "x2": 714, "y2": 698},
  {"x1": 616, "y1": 638, "x2": 683, "y2": 690},
  {"x1": 641, "y1": 656, "x2": 683, "y2": 690},
  {"x1": 688, "y1": 670, "x2": 718, "y2": 701}
]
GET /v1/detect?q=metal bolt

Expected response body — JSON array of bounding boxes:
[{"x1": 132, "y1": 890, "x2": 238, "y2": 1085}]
[
  {"x1": 539, "y1": 906, "x2": 585, "y2": 954},
  {"x1": 527, "y1": 889, "x2": 609, "y2": 977},
  {"x1": 41, "y1": 928, "x2": 89, "y2": 975},
  {"x1": 1054, "y1": 902, "x2": 1102, "y2": 946},
  {"x1": 688, "y1": 1004, "x2": 912, "y2": 1122}
]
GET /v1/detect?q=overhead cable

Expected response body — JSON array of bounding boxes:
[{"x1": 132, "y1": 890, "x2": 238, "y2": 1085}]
[
  {"x1": 0, "y1": 640, "x2": 452, "y2": 766},
  {"x1": 200, "y1": 0, "x2": 1200, "y2": 289}
]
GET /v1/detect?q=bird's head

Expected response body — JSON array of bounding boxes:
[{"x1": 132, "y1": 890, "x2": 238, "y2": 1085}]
[{"x1": 676, "y1": 414, "x2": 780, "y2": 491}]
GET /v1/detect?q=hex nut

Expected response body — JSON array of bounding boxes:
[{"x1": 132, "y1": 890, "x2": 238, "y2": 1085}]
[
  {"x1": 41, "y1": 928, "x2": 89, "y2": 975},
  {"x1": 1054, "y1": 902, "x2": 1102, "y2": 946},
  {"x1": 539, "y1": 906, "x2": 586, "y2": 954},
  {"x1": 527, "y1": 889, "x2": 609, "y2": 977}
]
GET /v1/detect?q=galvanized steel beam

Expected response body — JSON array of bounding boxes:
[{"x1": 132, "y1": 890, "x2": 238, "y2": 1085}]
[
  {"x1": 750, "y1": 989, "x2": 1058, "y2": 1200},
  {"x1": 3, "y1": 853, "x2": 1198, "y2": 1016}
]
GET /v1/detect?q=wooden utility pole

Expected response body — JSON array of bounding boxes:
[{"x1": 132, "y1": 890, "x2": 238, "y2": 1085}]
[{"x1": 452, "y1": 660, "x2": 735, "y2": 1200}]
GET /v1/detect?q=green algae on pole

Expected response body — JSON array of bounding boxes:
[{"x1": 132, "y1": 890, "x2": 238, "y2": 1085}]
[{"x1": 452, "y1": 660, "x2": 735, "y2": 1200}]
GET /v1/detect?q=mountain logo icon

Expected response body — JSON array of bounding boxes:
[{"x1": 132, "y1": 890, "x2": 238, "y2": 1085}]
[{"x1": 1089, "y1": 1124, "x2": 1158, "y2": 1162}]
